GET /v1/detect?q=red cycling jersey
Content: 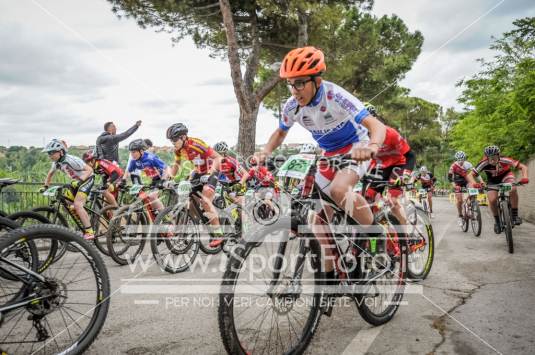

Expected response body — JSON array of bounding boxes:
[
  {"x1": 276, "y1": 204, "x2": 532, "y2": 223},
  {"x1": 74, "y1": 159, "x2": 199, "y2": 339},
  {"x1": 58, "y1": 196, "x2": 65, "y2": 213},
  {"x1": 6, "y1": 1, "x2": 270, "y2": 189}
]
[
  {"x1": 369, "y1": 126, "x2": 411, "y2": 170},
  {"x1": 219, "y1": 156, "x2": 243, "y2": 183},
  {"x1": 448, "y1": 161, "x2": 474, "y2": 185},
  {"x1": 95, "y1": 159, "x2": 124, "y2": 182},
  {"x1": 174, "y1": 137, "x2": 216, "y2": 175},
  {"x1": 415, "y1": 172, "x2": 436, "y2": 188},
  {"x1": 474, "y1": 156, "x2": 519, "y2": 179},
  {"x1": 248, "y1": 166, "x2": 275, "y2": 187}
]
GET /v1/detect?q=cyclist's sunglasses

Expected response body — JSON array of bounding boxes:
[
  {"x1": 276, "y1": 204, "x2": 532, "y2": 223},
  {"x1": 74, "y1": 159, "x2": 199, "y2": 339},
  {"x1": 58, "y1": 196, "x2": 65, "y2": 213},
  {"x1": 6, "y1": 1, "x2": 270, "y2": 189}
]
[
  {"x1": 170, "y1": 136, "x2": 183, "y2": 143},
  {"x1": 47, "y1": 150, "x2": 60, "y2": 156},
  {"x1": 287, "y1": 78, "x2": 312, "y2": 91}
]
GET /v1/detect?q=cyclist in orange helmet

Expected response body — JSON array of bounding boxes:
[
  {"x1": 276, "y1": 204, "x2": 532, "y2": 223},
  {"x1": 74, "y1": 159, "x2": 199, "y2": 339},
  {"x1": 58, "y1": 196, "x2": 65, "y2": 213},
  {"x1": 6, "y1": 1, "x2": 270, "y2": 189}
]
[{"x1": 258, "y1": 46, "x2": 386, "y2": 280}]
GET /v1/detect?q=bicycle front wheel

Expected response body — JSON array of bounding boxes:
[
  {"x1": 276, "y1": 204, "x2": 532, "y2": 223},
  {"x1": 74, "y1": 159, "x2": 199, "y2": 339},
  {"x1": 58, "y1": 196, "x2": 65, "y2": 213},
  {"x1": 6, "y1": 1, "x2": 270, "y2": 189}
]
[
  {"x1": 470, "y1": 200, "x2": 482, "y2": 237},
  {"x1": 406, "y1": 205, "x2": 434, "y2": 281},
  {"x1": 150, "y1": 206, "x2": 200, "y2": 273},
  {"x1": 218, "y1": 217, "x2": 323, "y2": 355},
  {"x1": 0, "y1": 224, "x2": 110, "y2": 355},
  {"x1": 354, "y1": 212, "x2": 406, "y2": 326},
  {"x1": 106, "y1": 205, "x2": 148, "y2": 265},
  {"x1": 500, "y1": 201, "x2": 514, "y2": 254},
  {"x1": 461, "y1": 203, "x2": 469, "y2": 232}
]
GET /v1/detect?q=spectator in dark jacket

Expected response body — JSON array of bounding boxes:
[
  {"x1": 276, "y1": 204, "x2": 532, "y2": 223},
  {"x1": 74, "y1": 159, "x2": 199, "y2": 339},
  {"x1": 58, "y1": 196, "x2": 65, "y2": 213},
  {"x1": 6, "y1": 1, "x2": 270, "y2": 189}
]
[{"x1": 96, "y1": 121, "x2": 141, "y2": 164}]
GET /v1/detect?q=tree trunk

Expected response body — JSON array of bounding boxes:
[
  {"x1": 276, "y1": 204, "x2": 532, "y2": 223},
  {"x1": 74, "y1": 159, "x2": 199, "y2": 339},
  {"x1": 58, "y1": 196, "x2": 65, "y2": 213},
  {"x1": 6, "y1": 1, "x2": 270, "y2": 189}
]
[
  {"x1": 237, "y1": 106, "x2": 259, "y2": 158},
  {"x1": 297, "y1": 9, "x2": 308, "y2": 46}
]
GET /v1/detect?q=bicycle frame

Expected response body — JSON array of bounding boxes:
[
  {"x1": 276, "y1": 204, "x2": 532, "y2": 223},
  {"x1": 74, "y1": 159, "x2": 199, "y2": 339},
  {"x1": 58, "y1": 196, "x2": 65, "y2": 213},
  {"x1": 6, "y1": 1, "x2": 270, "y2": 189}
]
[
  {"x1": 280, "y1": 158, "x2": 398, "y2": 284},
  {"x1": 0, "y1": 256, "x2": 45, "y2": 314}
]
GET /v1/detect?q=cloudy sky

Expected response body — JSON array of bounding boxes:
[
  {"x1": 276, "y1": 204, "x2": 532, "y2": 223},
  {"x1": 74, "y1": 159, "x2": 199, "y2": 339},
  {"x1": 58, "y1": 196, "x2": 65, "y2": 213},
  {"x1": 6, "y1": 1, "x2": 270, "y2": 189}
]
[{"x1": 0, "y1": 0, "x2": 533, "y2": 148}]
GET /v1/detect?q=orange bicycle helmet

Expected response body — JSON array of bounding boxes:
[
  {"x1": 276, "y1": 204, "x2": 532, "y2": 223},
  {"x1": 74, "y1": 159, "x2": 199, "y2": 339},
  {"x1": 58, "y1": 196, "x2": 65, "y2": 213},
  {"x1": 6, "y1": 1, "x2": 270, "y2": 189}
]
[{"x1": 280, "y1": 46, "x2": 326, "y2": 79}]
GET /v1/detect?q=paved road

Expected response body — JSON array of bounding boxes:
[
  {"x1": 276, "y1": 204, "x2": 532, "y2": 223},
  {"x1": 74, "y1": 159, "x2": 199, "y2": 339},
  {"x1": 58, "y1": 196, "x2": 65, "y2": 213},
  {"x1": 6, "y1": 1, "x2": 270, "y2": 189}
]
[{"x1": 87, "y1": 197, "x2": 535, "y2": 354}]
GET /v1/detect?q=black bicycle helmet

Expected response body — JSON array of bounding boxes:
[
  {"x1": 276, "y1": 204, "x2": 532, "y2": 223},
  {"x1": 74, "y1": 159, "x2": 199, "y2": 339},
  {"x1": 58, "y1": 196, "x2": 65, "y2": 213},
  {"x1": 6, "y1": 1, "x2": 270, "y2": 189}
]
[
  {"x1": 214, "y1": 141, "x2": 229, "y2": 154},
  {"x1": 166, "y1": 123, "x2": 188, "y2": 140},
  {"x1": 128, "y1": 139, "x2": 146, "y2": 152}
]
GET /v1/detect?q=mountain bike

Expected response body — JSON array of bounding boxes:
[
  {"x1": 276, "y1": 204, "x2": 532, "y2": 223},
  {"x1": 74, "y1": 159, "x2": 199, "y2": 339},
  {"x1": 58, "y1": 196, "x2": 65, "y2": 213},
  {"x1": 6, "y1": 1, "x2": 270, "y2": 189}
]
[
  {"x1": 32, "y1": 185, "x2": 115, "y2": 258},
  {"x1": 0, "y1": 224, "x2": 110, "y2": 354},
  {"x1": 218, "y1": 155, "x2": 406, "y2": 354},
  {"x1": 485, "y1": 182, "x2": 523, "y2": 254},
  {"x1": 459, "y1": 187, "x2": 482, "y2": 237},
  {"x1": 417, "y1": 187, "x2": 431, "y2": 217},
  {"x1": 361, "y1": 177, "x2": 434, "y2": 281},
  {"x1": 106, "y1": 183, "x2": 178, "y2": 265}
]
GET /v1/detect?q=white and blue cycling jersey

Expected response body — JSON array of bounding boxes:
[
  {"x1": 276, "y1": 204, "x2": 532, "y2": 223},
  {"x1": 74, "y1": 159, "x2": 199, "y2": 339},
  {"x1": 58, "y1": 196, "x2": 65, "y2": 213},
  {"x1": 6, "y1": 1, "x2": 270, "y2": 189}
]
[
  {"x1": 127, "y1": 152, "x2": 166, "y2": 179},
  {"x1": 279, "y1": 81, "x2": 370, "y2": 152}
]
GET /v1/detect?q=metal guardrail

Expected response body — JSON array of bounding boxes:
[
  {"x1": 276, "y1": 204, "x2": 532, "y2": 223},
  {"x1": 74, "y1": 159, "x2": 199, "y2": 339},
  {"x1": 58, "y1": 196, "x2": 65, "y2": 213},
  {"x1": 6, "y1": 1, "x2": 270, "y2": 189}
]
[{"x1": 0, "y1": 182, "x2": 52, "y2": 215}]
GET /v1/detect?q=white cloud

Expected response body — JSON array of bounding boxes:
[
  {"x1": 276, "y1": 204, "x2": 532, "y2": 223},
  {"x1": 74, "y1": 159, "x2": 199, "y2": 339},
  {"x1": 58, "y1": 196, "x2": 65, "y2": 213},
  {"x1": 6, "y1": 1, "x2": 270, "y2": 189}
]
[
  {"x1": 372, "y1": 0, "x2": 535, "y2": 108},
  {"x1": 0, "y1": 0, "x2": 533, "y2": 149}
]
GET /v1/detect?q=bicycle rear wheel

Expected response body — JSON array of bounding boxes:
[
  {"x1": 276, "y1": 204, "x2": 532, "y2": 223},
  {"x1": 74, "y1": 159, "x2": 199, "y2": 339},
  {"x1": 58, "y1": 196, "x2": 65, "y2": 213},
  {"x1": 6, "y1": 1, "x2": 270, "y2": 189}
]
[
  {"x1": 90, "y1": 205, "x2": 116, "y2": 256},
  {"x1": 0, "y1": 224, "x2": 110, "y2": 355}
]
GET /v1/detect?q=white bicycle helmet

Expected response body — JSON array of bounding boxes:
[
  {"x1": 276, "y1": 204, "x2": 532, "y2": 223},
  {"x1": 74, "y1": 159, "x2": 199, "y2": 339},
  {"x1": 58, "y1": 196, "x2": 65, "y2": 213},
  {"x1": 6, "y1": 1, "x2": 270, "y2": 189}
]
[
  {"x1": 454, "y1": 151, "x2": 466, "y2": 161},
  {"x1": 42, "y1": 139, "x2": 67, "y2": 153}
]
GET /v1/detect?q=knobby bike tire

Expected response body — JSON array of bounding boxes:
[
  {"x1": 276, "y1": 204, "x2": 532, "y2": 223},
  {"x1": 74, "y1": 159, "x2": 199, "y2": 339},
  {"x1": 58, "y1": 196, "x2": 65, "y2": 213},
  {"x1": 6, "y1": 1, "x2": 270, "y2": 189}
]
[
  {"x1": 0, "y1": 224, "x2": 110, "y2": 355},
  {"x1": 500, "y1": 201, "x2": 514, "y2": 254},
  {"x1": 471, "y1": 200, "x2": 482, "y2": 237},
  {"x1": 218, "y1": 217, "x2": 323, "y2": 355}
]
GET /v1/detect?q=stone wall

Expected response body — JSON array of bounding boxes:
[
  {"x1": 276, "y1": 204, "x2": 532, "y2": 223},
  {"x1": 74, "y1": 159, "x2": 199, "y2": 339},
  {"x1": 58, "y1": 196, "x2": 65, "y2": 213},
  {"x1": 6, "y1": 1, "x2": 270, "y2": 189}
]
[{"x1": 518, "y1": 156, "x2": 535, "y2": 223}]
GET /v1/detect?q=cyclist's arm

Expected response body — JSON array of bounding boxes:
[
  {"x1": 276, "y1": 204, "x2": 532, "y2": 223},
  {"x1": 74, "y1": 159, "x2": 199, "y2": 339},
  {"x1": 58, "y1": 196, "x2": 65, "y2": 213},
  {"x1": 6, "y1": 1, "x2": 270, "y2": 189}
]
[
  {"x1": 79, "y1": 165, "x2": 94, "y2": 182},
  {"x1": 466, "y1": 171, "x2": 478, "y2": 185},
  {"x1": 44, "y1": 168, "x2": 55, "y2": 186},
  {"x1": 162, "y1": 166, "x2": 173, "y2": 180},
  {"x1": 169, "y1": 163, "x2": 178, "y2": 178},
  {"x1": 108, "y1": 171, "x2": 121, "y2": 185},
  {"x1": 517, "y1": 162, "x2": 528, "y2": 180},
  {"x1": 262, "y1": 128, "x2": 288, "y2": 155},
  {"x1": 361, "y1": 115, "x2": 386, "y2": 147},
  {"x1": 403, "y1": 150, "x2": 416, "y2": 171},
  {"x1": 447, "y1": 165, "x2": 454, "y2": 183},
  {"x1": 208, "y1": 152, "x2": 222, "y2": 175},
  {"x1": 238, "y1": 166, "x2": 250, "y2": 185}
]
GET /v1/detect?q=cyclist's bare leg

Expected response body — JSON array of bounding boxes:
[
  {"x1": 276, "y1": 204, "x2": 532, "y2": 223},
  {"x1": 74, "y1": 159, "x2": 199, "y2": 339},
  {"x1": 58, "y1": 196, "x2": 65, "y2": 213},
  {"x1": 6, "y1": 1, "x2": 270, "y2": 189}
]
[
  {"x1": 329, "y1": 169, "x2": 373, "y2": 226},
  {"x1": 73, "y1": 193, "x2": 91, "y2": 228},
  {"x1": 389, "y1": 194, "x2": 407, "y2": 226},
  {"x1": 312, "y1": 206, "x2": 335, "y2": 272},
  {"x1": 103, "y1": 190, "x2": 118, "y2": 208},
  {"x1": 487, "y1": 190, "x2": 499, "y2": 216},
  {"x1": 232, "y1": 195, "x2": 244, "y2": 206},
  {"x1": 148, "y1": 191, "x2": 164, "y2": 213},
  {"x1": 427, "y1": 193, "x2": 433, "y2": 213},
  {"x1": 510, "y1": 187, "x2": 519, "y2": 209},
  {"x1": 200, "y1": 186, "x2": 220, "y2": 228},
  {"x1": 455, "y1": 193, "x2": 463, "y2": 216}
]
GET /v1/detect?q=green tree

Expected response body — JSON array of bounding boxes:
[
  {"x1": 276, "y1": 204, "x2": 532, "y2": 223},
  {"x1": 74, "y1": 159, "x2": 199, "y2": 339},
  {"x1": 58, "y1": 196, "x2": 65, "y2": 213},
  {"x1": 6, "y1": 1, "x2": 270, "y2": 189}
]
[
  {"x1": 108, "y1": 1, "x2": 422, "y2": 156},
  {"x1": 452, "y1": 17, "x2": 535, "y2": 161}
]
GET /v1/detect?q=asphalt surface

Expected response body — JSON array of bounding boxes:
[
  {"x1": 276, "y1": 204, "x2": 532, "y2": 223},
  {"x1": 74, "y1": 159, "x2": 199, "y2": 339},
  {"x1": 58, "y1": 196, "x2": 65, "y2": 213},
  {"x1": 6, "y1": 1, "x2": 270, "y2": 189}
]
[{"x1": 87, "y1": 197, "x2": 535, "y2": 355}]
